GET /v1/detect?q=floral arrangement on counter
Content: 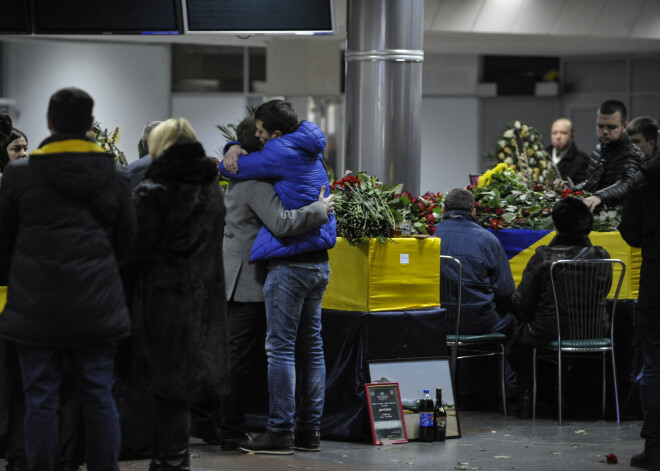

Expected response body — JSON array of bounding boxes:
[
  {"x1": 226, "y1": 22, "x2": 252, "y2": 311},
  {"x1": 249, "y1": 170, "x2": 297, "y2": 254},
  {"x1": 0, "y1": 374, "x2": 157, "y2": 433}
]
[
  {"x1": 91, "y1": 121, "x2": 127, "y2": 166},
  {"x1": 330, "y1": 164, "x2": 621, "y2": 244},
  {"x1": 488, "y1": 120, "x2": 555, "y2": 185},
  {"x1": 470, "y1": 162, "x2": 620, "y2": 232}
]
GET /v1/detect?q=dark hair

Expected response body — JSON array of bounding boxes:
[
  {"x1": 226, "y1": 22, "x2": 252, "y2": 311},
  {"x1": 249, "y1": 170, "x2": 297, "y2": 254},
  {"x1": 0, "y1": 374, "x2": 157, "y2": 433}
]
[
  {"x1": 598, "y1": 100, "x2": 627, "y2": 122},
  {"x1": 444, "y1": 188, "x2": 475, "y2": 212},
  {"x1": 627, "y1": 116, "x2": 659, "y2": 143},
  {"x1": 254, "y1": 99, "x2": 299, "y2": 135},
  {"x1": 3, "y1": 128, "x2": 27, "y2": 148},
  {"x1": 0, "y1": 128, "x2": 27, "y2": 172},
  {"x1": 0, "y1": 106, "x2": 12, "y2": 140},
  {"x1": 552, "y1": 197, "x2": 593, "y2": 235},
  {"x1": 47, "y1": 87, "x2": 94, "y2": 134},
  {"x1": 236, "y1": 116, "x2": 263, "y2": 153}
]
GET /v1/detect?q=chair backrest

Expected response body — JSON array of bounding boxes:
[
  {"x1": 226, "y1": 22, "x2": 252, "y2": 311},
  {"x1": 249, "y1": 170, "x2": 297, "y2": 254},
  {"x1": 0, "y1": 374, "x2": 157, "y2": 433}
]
[
  {"x1": 440, "y1": 254, "x2": 462, "y2": 338},
  {"x1": 549, "y1": 259, "x2": 625, "y2": 343}
]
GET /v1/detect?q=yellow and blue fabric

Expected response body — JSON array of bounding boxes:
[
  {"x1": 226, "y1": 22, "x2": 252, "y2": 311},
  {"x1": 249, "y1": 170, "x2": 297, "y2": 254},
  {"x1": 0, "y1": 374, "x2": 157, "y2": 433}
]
[
  {"x1": 323, "y1": 237, "x2": 441, "y2": 312},
  {"x1": 488, "y1": 228, "x2": 640, "y2": 299}
]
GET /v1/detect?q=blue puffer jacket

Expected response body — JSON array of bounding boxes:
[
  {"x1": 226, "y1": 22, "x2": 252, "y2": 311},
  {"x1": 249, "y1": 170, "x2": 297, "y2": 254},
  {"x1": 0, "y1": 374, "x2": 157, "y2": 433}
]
[
  {"x1": 434, "y1": 210, "x2": 515, "y2": 334},
  {"x1": 219, "y1": 121, "x2": 336, "y2": 262}
]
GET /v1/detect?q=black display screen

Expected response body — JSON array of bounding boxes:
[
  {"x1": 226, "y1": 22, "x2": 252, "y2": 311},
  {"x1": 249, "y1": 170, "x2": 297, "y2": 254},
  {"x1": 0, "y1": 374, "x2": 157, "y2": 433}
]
[
  {"x1": 1, "y1": 0, "x2": 30, "y2": 34},
  {"x1": 184, "y1": 0, "x2": 333, "y2": 34},
  {"x1": 32, "y1": 0, "x2": 181, "y2": 35}
]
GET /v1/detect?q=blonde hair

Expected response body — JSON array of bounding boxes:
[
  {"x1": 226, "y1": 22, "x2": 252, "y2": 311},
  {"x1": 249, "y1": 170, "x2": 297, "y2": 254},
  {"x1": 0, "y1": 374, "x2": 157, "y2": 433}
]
[{"x1": 148, "y1": 117, "x2": 197, "y2": 159}]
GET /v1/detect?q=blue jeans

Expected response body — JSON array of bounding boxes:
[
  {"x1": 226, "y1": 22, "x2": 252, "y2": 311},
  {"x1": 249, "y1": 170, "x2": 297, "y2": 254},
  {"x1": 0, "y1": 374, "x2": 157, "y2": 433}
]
[
  {"x1": 641, "y1": 336, "x2": 660, "y2": 450},
  {"x1": 17, "y1": 343, "x2": 120, "y2": 471},
  {"x1": 264, "y1": 259, "x2": 330, "y2": 432}
]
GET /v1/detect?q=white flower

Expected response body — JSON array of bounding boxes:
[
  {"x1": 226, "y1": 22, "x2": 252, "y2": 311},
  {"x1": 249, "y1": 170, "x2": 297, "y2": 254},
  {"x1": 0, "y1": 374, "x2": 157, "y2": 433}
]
[
  {"x1": 504, "y1": 157, "x2": 514, "y2": 164},
  {"x1": 498, "y1": 139, "x2": 507, "y2": 148},
  {"x1": 514, "y1": 121, "x2": 521, "y2": 129},
  {"x1": 503, "y1": 130, "x2": 514, "y2": 139}
]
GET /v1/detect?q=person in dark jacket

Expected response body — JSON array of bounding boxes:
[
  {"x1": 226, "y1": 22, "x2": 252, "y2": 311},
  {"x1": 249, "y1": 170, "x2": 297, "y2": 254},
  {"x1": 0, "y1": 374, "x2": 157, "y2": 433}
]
[
  {"x1": 433, "y1": 188, "x2": 518, "y2": 397},
  {"x1": 0, "y1": 87, "x2": 136, "y2": 471},
  {"x1": 125, "y1": 120, "x2": 162, "y2": 190},
  {"x1": 546, "y1": 118, "x2": 590, "y2": 185},
  {"x1": 572, "y1": 100, "x2": 643, "y2": 212},
  {"x1": 619, "y1": 141, "x2": 660, "y2": 470},
  {"x1": 627, "y1": 116, "x2": 659, "y2": 159},
  {"x1": 509, "y1": 197, "x2": 610, "y2": 418},
  {"x1": 128, "y1": 117, "x2": 228, "y2": 470}
]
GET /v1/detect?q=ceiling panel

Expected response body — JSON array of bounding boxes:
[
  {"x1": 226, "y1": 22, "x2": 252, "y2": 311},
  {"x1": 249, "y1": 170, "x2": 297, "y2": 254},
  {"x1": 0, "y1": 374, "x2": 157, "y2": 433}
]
[
  {"x1": 591, "y1": 0, "x2": 645, "y2": 37},
  {"x1": 472, "y1": 0, "x2": 526, "y2": 33},
  {"x1": 429, "y1": 0, "x2": 485, "y2": 33},
  {"x1": 550, "y1": 0, "x2": 604, "y2": 36},
  {"x1": 631, "y1": 0, "x2": 660, "y2": 39},
  {"x1": 510, "y1": 0, "x2": 565, "y2": 35}
]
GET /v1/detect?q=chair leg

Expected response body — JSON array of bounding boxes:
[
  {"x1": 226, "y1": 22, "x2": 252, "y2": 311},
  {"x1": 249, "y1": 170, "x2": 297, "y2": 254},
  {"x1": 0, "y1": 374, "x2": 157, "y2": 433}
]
[
  {"x1": 557, "y1": 349, "x2": 563, "y2": 426},
  {"x1": 532, "y1": 348, "x2": 537, "y2": 420},
  {"x1": 601, "y1": 352, "x2": 607, "y2": 419},
  {"x1": 611, "y1": 348, "x2": 621, "y2": 426},
  {"x1": 499, "y1": 344, "x2": 506, "y2": 416}
]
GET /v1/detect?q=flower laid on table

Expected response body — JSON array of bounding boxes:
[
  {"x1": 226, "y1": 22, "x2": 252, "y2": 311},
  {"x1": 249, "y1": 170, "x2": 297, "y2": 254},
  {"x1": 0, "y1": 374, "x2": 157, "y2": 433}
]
[
  {"x1": 488, "y1": 120, "x2": 556, "y2": 186},
  {"x1": 91, "y1": 121, "x2": 127, "y2": 166},
  {"x1": 330, "y1": 173, "x2": 398, "y2": 245},
  {"x1": 388, "y1": 190, "x2": 443, "y2": 236},
  {"x1": 470, "y1": 164, "x2": 621, "y2": 232}
]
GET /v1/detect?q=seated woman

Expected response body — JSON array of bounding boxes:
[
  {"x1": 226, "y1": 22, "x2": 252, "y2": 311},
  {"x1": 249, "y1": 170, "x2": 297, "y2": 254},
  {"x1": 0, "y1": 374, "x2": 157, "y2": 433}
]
[{"x1": 508, "y1": 197, "x2": 610, "y2": 418}]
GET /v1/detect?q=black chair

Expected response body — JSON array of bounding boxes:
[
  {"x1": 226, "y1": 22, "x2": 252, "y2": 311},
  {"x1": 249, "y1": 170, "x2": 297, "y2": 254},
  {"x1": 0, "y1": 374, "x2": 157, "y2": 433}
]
[
  {"x1": 533, "y1": 258, "x2": 625, "y2": 425},
  {"x1": 441, "y1": 254, "x2": 507, "y2": 415}
]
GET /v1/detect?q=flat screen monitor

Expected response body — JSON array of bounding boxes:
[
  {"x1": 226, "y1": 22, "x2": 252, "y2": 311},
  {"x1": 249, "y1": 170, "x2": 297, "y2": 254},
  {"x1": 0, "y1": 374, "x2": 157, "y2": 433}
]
[
  {"x1": 32, "y1": 0, "x2": 182, "y2": 35},
  {"x1": 183, "y1": 0, "x2": 335, "y2": 35},
  {"x1": 1, "y1": 0, "x2": 30, "y2": 34}
]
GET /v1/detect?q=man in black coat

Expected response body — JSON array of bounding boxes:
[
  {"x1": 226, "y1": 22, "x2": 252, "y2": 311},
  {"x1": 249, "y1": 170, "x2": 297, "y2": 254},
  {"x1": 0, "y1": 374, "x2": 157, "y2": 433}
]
[
  {"x1": 0, "y1": 87, "x2": 136, "y2": 471},
  {"x1": 619, "y1": 136, "x2": 660, "y2": 470},
  {"x1": 572, "y1": 100, "x2": 643, "y2": 212},
  {"x1": 546, "y1": 118, "x2": 590, "y2": 185}
]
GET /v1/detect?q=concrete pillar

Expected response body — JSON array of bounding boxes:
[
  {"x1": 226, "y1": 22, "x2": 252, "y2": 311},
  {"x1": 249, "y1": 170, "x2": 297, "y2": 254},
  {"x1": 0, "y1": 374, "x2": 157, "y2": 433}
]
[{"x1": 344, "y1": 0, "x2": 424, "y2": 193}]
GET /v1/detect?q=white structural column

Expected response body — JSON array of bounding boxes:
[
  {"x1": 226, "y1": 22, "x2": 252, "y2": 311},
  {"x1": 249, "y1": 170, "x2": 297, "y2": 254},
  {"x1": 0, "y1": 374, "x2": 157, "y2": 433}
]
[{"x1": 344, "y1": 0, "x2": 424, "y2": 193}]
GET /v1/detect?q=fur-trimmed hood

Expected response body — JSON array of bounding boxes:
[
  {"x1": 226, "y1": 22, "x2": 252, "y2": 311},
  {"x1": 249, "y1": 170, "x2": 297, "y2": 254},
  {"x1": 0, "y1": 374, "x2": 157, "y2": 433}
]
[{"x1": 146, "y1": 141, "x2": 217, "y2": 186}]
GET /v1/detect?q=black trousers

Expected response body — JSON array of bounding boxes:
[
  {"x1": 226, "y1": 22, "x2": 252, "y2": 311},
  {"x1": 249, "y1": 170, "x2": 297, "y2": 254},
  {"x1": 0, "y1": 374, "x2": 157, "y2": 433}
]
[{"x1": 218, "y1": 301, "x2": 269, "y2": 434}]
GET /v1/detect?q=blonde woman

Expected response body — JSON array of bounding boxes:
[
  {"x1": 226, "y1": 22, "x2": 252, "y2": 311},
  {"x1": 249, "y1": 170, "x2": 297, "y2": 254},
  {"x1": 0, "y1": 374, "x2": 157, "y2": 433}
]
[{"x1": 129, "y1": 118, "x2": 227, "y2": 471}]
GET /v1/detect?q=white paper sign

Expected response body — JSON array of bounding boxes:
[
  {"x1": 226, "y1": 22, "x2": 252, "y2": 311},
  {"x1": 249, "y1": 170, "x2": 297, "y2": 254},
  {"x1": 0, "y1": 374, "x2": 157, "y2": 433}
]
[{"x1": 400, "y1": 254, "x2": 409, "y2": 264}]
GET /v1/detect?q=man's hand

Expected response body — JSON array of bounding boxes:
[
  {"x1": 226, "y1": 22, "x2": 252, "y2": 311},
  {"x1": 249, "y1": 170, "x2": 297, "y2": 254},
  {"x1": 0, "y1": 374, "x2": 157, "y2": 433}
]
[
  {"x1": 318, "y1": 185, "x2": 335, "y2": 215},
  {"x1": 583, "y1": 195, "x2": 602, "y2": 212},
  {"x1": 222, "y1": 144, "x2": 247, "y2": 175}
]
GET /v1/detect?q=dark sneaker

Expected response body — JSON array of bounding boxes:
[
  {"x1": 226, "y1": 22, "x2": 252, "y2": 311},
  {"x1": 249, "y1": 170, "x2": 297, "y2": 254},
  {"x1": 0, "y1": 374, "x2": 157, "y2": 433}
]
[
  {"x1": 221, "y1": 431, "x2": 254, "y2": 451},
  {"x1": 239, "y1": 430, "x2": 294, "y2": 455},
  {"x1": 294, "y1": 429, "x2": 321, "y2": 452},
  {"x1": 190, "y1": 422, "x2": 222, "y2": 445},
  {"x1": 631, "y1": 451, "x2": 660, "y2": 470}
]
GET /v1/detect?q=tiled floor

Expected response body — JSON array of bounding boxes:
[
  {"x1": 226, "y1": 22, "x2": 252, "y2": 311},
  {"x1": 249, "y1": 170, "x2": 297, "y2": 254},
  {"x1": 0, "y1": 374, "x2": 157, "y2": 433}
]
[{"x1": 96, "y1": 410, "x2": 645, "y2": 471}]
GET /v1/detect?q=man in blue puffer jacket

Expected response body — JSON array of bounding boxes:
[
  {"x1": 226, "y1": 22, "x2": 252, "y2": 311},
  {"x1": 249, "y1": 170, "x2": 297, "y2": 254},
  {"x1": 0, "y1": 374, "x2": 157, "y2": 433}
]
[{"x1": 219, "y1": 100, "x2": 336, "y2": 455}]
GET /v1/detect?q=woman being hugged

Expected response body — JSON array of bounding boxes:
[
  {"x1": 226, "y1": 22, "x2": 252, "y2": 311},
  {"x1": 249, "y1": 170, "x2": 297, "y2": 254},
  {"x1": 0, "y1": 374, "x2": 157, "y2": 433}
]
[{"x1": 129, "y1": 118, "x2": 228, "y2": 471}]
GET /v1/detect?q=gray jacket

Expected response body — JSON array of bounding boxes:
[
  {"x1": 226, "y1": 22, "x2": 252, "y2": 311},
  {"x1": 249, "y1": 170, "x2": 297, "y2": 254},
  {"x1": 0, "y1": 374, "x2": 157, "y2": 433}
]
[{"x1": 223, "y1": 179, "x2": 328, "y2": 302}]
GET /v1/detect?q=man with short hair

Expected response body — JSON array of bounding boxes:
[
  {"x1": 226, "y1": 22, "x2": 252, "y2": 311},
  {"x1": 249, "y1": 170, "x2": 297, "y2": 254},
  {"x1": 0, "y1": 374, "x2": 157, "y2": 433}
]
[
  {"x1": 433, "y1": 188, "x2": 518, "y2": 399},
  {"x1": 546, "y1": 117, "x2": 590, "y2": 185},
  {"x1": 125, "y1": 120, "x2": 162, "y2": 189},
  {"x1": 619, "y1": 123, "x2": 660, "y2": 470},
  {"x1": 0, "y1": 87, "x2": 136, "y2": 470},
  {"x1": 572, "y1": 100, "x2": 643, "y2": 212},
  {"x1": 627, "y1": 116, "x2": 659, "y2": 159}
]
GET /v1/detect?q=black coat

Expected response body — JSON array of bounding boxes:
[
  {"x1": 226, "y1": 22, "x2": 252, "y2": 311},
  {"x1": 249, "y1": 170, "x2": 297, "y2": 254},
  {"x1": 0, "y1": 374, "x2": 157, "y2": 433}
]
[
  {"x1": 511, "y1": 234, "x2": 610, "y2": 346},
  {"x1": 546, "y1": 142, "x2": 590, "y2": 185},
  {"x1": 573, "y1": 133, "x2": 643, "y2": 207},
  {"x1": 0, "y1": 135, "x2": 136, "y2": 347},
  {"x1": 128, "y1": 142, "x2": 228, "y2": 402},
  {"x1": 619, "y1": 150, "x2": 660, "y2": 337}
]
